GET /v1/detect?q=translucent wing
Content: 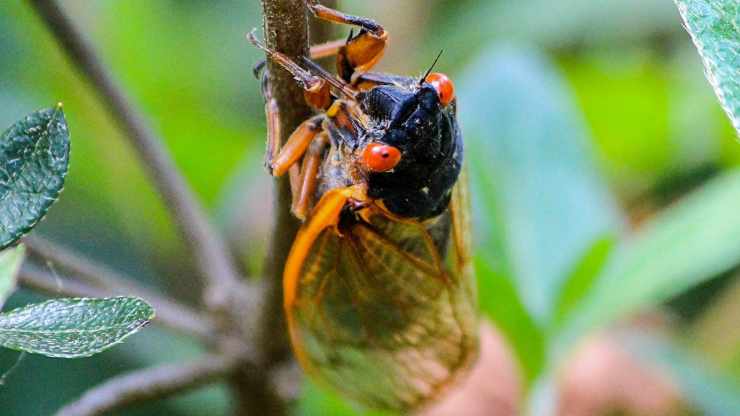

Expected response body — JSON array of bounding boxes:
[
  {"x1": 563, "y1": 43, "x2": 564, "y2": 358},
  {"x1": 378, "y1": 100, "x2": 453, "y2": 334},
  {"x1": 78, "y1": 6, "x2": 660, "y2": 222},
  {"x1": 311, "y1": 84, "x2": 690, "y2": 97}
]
[{"x1": 287, "y1": 178, "x2": 478, "y2": 412}]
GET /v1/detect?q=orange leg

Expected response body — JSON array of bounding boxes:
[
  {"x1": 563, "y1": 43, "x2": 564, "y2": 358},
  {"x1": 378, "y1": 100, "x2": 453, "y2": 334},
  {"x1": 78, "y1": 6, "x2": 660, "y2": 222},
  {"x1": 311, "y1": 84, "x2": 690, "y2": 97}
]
[
  {"x1": 309, "y1": 39, "x2": 345, "y2": 60},
  {"x1": 263, "y1": 97, "x2": 281, "y2": 172},
  {"x1": 251, "y1": 38, "x2": 344, "y2": 84},
  {"x1": 305, "y1": 1, "x2": 388, "y2": 81},
  {"x1": 288, "y1": 163, "x2": 301, "y2": 210},
  {"x1": 248, "y1": 31, "x2": 332, "y2": 110},
  {"x1": 292, "y1": 132, "x2": 330, "y2": 220},
  {"x1": 325, "y1": 99, "x2": 361, "y2": 135},
  {"x1": 269, "y1": 115, "x2": 324, "y2": 177}
]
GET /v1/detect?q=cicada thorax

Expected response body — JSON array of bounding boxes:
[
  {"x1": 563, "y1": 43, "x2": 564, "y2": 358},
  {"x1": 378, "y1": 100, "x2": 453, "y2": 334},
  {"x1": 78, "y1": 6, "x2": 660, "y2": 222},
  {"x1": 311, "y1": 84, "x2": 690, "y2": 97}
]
[
  {"x1": 359, "y1": 83, "x2": 463, "y2": 219},
  {"x1": 289, "y1": 204, "x2": 478, "y2": 410}
]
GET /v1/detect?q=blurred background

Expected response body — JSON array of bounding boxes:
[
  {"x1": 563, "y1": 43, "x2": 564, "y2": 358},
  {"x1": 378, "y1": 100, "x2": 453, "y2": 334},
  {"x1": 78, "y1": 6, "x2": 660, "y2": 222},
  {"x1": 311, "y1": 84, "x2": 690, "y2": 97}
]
[{"x1": 0, "y1": 0, "x2": 738, "y2": 415}]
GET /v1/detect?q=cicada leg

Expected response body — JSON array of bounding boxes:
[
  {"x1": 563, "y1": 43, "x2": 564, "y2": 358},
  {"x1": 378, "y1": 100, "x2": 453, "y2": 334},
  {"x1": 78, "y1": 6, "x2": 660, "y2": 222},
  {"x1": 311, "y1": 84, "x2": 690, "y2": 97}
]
[
  {"x1": 263, "y1": 95, "x2": 281, "y2": 171},
  {"x1": 305, "y1": 0, "x2": 388, "y2": 82},
  {"x1": 269, "y1": 115, "x2": 324, "y2": 177},
  {"x1": 248, "y1": 31, "x2": 333, "y2": 110},
  {"x1": 264, "y1": 105, "x2": 325, "y2": 218},
  {"x1": 250, "y1": 39, "x2": 344, "y2": 90},
  {"x1": 309, "y1": 39, "x2": 346, "y2": 60},
  {"x1": 292, "y1": 131, "x2": 330, "y2": 221}
]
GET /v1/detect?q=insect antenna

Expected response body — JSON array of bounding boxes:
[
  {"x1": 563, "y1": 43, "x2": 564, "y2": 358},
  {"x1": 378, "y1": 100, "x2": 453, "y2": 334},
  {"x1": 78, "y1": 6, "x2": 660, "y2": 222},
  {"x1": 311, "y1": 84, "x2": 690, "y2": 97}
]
[
  {"x1": 419, "y1": 49, "x2": 444, "y2": 85},
  {"x1": 301, "y1": 57, "x2": 357, "y2": 100}
]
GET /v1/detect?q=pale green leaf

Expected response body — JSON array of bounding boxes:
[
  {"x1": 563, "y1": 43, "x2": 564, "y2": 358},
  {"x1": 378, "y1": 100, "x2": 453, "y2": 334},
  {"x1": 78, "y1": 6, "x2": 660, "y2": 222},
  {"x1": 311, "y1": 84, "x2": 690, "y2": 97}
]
[
  {"x1": 558, "y1": 170, "x2": 740, "y2": 353},
  {"x1": 675, "y1": 0, "x2": 740, "y2": 134},
  {"x1": 0, "y1": 105, "x2": 70, "y2": 249},
  {"x1": 459, "y1": 46, "x2": 622, "y2": 322},
  {"x1": 0, "y1": 297, "x2": 155, "y2": 358},
  {"x1": 0, "y1": 245, "x2": 24, "y2": 310}
]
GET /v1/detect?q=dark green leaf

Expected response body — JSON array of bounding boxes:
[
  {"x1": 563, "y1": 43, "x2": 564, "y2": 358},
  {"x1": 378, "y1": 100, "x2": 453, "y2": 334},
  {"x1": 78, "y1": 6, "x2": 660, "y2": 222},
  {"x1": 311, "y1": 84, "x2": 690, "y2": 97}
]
[
  {"x1": 675, "y1": 0, "x2": 740, "y2": 134},
  {"x1": 0, "y1": 245, "x2": 24, "y2": 309},
  {"x1": 0, "y1": 105, "x2": 70, "y2": 249},
  {"x1": 458, "y1": 46, "x2": 622, "y2": 322},
  {"x1": 558, "y1": 170, "x2": 740, "y2": 354},
  {"x1": 0, "y1": 297, "x2": 154, "y2": 358},
  {"x1": 552, "y1": 235, "x2": 615, "y2": 328}
]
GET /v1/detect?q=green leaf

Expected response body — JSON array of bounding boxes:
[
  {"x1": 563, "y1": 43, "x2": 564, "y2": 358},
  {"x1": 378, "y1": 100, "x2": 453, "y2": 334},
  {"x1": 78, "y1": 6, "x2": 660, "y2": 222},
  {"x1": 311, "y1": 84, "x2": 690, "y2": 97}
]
[
  {"x1": 0, "y1": 105, "x2": 70, "y2": 249},
  {"x1": 0, "y1": 245, "x2": 25, "y2": 309},
  {"x1": 458, "y1": 46, "x2": 622, "y2": 322},
  {"x1": 476, "y1": 257, "x2": 545, "y2": 384},
  {"x1": 552, "y1": 235, "x2": 615, "y2": 328},
  {"x1": 558, "y1": 170, "x2": 740, "y2": 354},
  {"x1": 298, "y1": 381, "x2": 393, "y2": 416},
  {"x1": 675, "y1": 0, "x2": 740, "y2": 134},
  {"x1": 0, "y1": 297, "x2": 154, "y2": 358}
]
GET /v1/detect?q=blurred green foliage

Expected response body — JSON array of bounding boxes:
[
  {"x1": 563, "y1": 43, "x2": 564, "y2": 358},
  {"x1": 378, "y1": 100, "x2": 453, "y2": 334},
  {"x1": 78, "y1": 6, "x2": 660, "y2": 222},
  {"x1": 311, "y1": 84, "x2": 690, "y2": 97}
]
[
  {"x1": 0, "y1": 0, "x2": 738, "y2": 415},
  {"x1": 0, "y1": 246, "x2": 24, "y2": 309}
]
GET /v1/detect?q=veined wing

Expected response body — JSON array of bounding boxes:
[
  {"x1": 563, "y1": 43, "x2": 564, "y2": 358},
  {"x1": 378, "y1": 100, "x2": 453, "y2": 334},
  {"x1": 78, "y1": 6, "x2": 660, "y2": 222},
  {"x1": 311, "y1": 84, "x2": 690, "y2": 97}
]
[{"x1": 287, "y1": 192, "x2": 478, "y2": 412}]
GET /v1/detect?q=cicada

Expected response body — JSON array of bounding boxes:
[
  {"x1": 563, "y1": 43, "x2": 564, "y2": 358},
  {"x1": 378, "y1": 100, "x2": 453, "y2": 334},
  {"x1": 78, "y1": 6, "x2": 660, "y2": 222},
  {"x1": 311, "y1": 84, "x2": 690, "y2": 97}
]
[{"x1": 250, "y1": 1, "x2": 478, "y2": 411}]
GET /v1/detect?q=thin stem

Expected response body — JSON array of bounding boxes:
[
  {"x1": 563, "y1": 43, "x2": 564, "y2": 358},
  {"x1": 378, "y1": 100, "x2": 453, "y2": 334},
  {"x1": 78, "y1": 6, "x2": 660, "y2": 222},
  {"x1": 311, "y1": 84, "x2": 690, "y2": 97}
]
[
  {"x1": 25, "y1": 235, "x2": 151, "y2": 292},
  {"x1": 27, "y1": 0, "x2": 242, "y2": 311},
  {"x1": 257, "y1": 0, "x2": 337, "y2": 370},
  {"x1": 221, "y1": 1, "x2": 339, "y2": 414},
  {"x1": 55, "y1": 355, "x2": 239, "y2": 416},
  {"x1": 24, "y1": 235, "x2": 215, "y2": 338},
  {"x1": 19, "y1": 264, "x2": 107, "y2": 298},
  {"x1": 18, "y1": 262, "x2": 215, "y2": 341}
]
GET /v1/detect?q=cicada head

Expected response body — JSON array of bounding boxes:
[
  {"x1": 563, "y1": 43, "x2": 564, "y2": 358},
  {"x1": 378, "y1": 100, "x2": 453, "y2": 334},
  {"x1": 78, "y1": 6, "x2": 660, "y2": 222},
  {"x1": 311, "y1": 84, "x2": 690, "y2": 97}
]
[{"x1": 356, "y1": 74, "x2": 462, "y2": 219}]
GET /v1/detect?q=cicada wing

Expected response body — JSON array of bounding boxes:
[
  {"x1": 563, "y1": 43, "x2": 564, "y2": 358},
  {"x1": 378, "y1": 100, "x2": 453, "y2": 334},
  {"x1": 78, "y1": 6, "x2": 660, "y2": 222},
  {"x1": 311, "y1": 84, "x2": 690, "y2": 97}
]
[
  {"x1": 287, "y1": 210, "x2": 478, "y2": 411},
  {"x1": 449, "y1": 166, "x2": 476, "y2": 304}
]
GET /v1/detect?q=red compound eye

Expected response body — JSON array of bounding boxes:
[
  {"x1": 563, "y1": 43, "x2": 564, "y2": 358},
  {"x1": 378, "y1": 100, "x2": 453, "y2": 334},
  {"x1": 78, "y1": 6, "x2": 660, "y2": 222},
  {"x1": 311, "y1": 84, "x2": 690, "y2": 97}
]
[
  {"x1": 362, "y1": 143, "x2": 402, "y2": 172},
  {"x1": 425, "y1": 72, "x2": 455, "y2": 106}
]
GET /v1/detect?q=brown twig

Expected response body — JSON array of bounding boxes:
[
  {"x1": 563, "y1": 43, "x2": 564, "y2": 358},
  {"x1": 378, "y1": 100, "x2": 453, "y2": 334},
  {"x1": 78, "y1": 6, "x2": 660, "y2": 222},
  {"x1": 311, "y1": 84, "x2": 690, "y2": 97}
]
[
  {"x1": 54, "y1": 355, "x2": 239, "y2": 416},
  {"x1": 256, "y1": 0, "x2": 337, "y2": 370},
  {"x1": 223, "y1": 1, "x2": 343, "y2": 414},
  {"x1": 24, "y1": 235, "x2": 216, "y2": 339},
  {"x1": 26, "y1": 0, "x2": 243, "y2": 312},
  {"x1": 256, "y1": 0, "x2": 311, "y2": 369},
  {"x1": 17, "y1": 262, "x2": 215, "y2": 341},
  {"x1": 19, "y1": 263, "x2": 108, "y2": 298}
]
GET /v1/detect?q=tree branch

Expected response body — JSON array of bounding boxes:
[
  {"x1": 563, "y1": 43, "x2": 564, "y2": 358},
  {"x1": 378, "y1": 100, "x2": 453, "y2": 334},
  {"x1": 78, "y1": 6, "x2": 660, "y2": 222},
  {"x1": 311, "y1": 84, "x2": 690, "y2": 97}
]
[
  {"x1": 256, "y1": 0, "x2": 311, "y2": 367},
  {"x1": 18, "y1": 262, "x2": 215, "y2": 342},
  {"x1": 55, "y1": 355, "x2": 239, "y2": 416},
  {"x1": 26, "y1": 0, "x2": 242, "y2": 312},
  {"x1": 25, "y1": 235, "x2": 154, "y2": 294},
  {"x1": 257, "y1": 0, "x2": 336, "y2": 370},
  {"x1": 221, "y1": 1, "x2": 344, "y2": 414},
  {"x1": 19, "y1": 263, "x2": 107, "y2": 298}
]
